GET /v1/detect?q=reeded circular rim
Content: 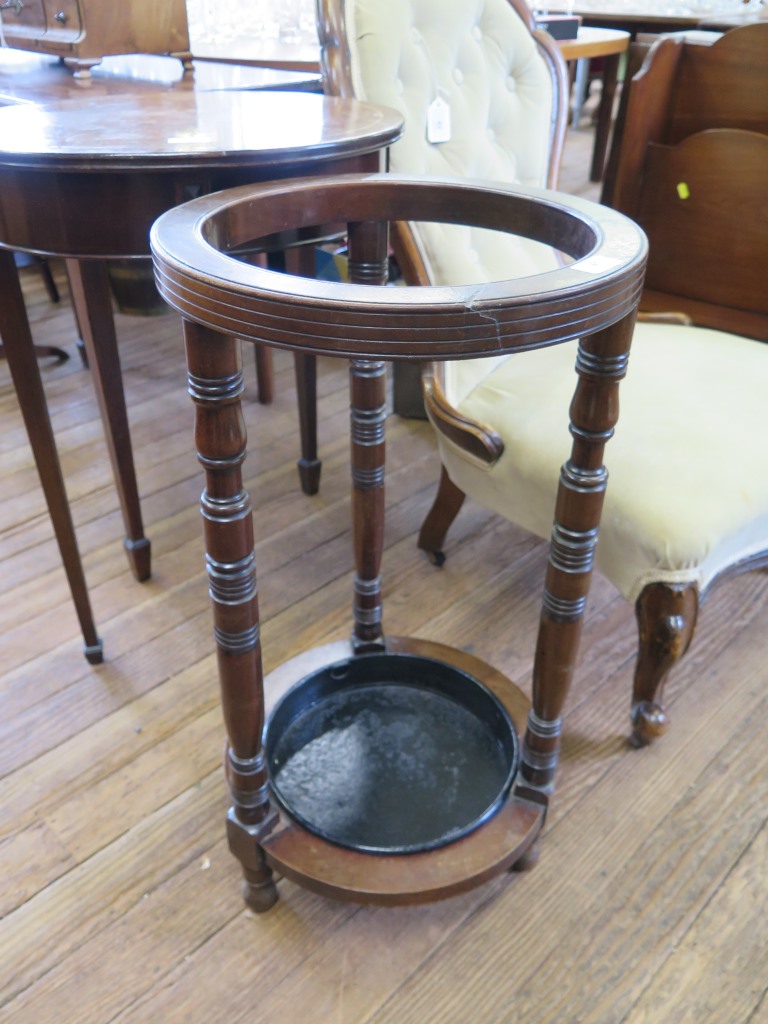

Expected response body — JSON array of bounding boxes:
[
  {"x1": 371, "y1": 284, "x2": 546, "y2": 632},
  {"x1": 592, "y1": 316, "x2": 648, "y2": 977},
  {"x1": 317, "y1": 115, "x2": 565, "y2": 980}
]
[{"x1": 151, "y1": 172, "x2": 647, "y2": 359}]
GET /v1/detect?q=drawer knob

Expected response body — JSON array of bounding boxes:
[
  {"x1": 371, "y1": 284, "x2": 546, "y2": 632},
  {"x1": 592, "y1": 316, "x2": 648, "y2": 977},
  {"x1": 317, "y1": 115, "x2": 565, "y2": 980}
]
[
  {"x1": 54, "y1": 9, "x2": 68, "y2": 22},
  {"x1": 0, "y1": 0, "x2": 25, "y2": 13}
]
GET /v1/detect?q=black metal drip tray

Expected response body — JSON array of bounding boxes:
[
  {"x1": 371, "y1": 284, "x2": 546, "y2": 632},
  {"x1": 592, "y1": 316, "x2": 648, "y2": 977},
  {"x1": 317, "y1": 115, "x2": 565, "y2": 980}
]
[{"x1": 264, "y1": 652, "x2": 519, "y2": 854}]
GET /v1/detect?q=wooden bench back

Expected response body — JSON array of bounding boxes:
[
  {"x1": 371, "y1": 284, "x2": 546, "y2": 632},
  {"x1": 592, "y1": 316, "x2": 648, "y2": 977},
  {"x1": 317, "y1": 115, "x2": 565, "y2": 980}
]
[
  {"x1": 605, "y1": 24, "x2": 768, "y2": 214},
  {"x1": 606, "y1": 25, "x2": 768, "y2": 339},
  {"x1": 636, "y1": 129, "x2": 768, "y2": 338}
]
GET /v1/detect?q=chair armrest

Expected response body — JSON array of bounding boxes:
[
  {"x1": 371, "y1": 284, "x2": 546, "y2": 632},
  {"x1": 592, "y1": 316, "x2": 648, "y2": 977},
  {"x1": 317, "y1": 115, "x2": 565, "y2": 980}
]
[
  {"x1": 637, "y1": 310, "x2": 693, "y2": 325},
  {"x1": 421, "y1": 365, "x2": 504, "y2": 465}
]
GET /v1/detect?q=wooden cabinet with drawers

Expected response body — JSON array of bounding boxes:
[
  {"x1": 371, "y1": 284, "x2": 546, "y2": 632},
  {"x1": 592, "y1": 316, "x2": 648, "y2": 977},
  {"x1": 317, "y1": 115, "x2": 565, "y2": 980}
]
[{"x1": 0, "y1": 0, "x2": 191, "y2": 76}]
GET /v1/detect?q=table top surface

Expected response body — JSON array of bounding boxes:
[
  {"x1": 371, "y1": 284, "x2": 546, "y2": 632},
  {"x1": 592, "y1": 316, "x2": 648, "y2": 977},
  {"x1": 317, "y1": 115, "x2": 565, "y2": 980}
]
[
  {"x1": 0, "y1": 48, "x2": 321, "y2": 106},
  {"x1": 565, "y1": 1, "x2": 767, "y2": 28},
  {"x1": 558, "y1": 26, "x2": 631, "y2": 60},
  {"x1": 0, "y1": 89, "x2": 403, "y2": 170},
  {"x1": 190, "y1": 22, "x2": 636, "y2": 70},
  {"x1": 192, "y1": 38, "x2": 322, "y2": 72}
]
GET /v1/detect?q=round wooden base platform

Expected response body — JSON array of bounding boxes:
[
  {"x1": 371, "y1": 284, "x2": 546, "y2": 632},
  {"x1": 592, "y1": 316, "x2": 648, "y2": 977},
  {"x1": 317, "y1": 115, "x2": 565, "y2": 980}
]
[{"x1": 260, "y1": 636, "x2": 545, "y2": 906}]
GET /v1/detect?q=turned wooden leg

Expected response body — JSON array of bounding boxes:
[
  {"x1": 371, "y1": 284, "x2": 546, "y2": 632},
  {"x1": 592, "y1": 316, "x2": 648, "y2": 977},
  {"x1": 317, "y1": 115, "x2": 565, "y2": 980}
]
[
  {"x1": 347, "y1": 219, "x2": 390, "y2": 650},
  {"x1": 38, "y1": 257, "x2": 61, "y2": 305},
  {"x1": 590, "y1": 52, "x2": 621, "y2": 183},
  {"x1": 417, "y1": 464, "x2": 466, "y2": 566},
  {"x1": 349, "y1": 357, "x2": 387, "y2": 649},
  {"x1": 65, "y1": 259, "x2": 151, "y2": 582},
  {"x1": 248, "y1": 256, "x2": 274, "y2": 406},
  {"x1": 510, "y1": 842, "x2": 540, "y2": 873},
  {"x1": 0, "y1": 249, "x2": 103, "y2": 662},
  {"x1": 184, "y1": 319, "x2": 279, "y2": 912},
  {"x1": 0, "y1": 256, "x2": 68, "y2": 363},
  {"x1": 253, "y1": 345, "x2": 274, "y2": 405},
  {"x1": 293, "y1": 352, "x2": 321, "y2": 495},
  {"x1": 63, "y1": 261, "x2": 89, "y2": 367},
  {"x1": 521, "y1": 312, "x2": 637, "y2": 793},
  {"x1": 630, "y1": 582, "x2": 699, "y2": 747},
  {"x1": 285, "y1": 246, "x2": 321, "y2": 496}
]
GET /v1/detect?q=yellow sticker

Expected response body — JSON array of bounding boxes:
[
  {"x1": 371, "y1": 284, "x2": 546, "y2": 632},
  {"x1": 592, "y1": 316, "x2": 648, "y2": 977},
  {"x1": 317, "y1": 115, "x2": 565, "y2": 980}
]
[{"x1": 677, "y1": 182, "x2": 690, "y2": 200}]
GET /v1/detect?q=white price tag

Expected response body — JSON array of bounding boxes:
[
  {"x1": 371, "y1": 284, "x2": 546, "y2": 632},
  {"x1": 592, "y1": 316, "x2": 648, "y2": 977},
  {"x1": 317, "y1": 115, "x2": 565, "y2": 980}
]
[
  {"x1": 571, "y1": 254, "x2": 623, "y2": 275},
  {"x1": 426, "y1": 96, "x2": 451, "y2": 144}
]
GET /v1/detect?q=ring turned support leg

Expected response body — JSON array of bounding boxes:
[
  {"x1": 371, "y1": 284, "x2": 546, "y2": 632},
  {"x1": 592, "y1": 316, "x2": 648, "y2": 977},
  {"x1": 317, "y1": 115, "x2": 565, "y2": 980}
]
[
  {"x1": 521, "y1": 312, "x2": 637, "y2": 793},
  {"x1": 347, "y1": 218, "x2": 390, "y2": 651},
  {"x1": 285, "y1": 246, "x2": 321, "y2": 496},
  {"x1": 184, "y1": 320, "x2": 278, "y2": 912}
]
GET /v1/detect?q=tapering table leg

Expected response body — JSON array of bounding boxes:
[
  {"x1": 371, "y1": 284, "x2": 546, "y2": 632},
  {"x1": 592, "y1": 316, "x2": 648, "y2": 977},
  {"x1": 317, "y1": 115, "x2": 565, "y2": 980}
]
[
  {"x1": 521, "y1": 311, "x2": 637, "y2": 792},
  {"x1": 183, "y1": 319, "x2": 278, "y2": 912},
  {"x1": 65, "y1": 259, "x2": 151, "y2": 582},
  {"x1": 0, "y1": 248, "x2": 103, "y2": 662},
  {"x1": 590, "y1": 53, "x2": 622, "y2": 183},
  {"x1": 284, "y1": 246, "x2": 321, "y2": 496}
]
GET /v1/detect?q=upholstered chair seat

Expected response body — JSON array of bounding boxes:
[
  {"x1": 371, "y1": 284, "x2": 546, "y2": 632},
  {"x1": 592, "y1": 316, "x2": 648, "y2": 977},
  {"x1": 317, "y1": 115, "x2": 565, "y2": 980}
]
[{"x1": 434, "y1": 323, "x2": 768, "y2": 606}]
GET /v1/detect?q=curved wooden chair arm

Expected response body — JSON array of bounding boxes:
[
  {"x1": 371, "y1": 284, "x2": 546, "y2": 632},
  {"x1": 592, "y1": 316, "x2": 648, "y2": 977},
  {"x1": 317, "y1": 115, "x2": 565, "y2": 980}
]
[
  {"x1": 636, "y1": 310, "x2": 693, "y2": 326},
  {"x1": 391, "y1": 221, "x2": 430, "y2": 286},
  {"x1": 421, "y1": 366, "x2": 504, "y2": 465},
  {"x1": 317, "y1": 0, "x2": 355, "y2": 99}
]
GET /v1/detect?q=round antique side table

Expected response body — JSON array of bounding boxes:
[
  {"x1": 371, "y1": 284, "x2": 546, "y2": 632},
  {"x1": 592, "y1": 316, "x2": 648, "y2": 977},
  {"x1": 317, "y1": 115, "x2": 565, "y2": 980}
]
[
  {"x1": 151, "y1": 173, "x2": 647, "y2": 910},
  {"x1": 0, "y1": 90, "x2": 402, "y2": 660}
]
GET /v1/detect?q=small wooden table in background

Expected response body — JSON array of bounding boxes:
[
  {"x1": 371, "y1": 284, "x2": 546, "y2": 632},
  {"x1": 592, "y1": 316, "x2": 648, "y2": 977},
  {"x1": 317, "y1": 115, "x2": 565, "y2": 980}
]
[
  {"x1": 558, "y1": 26, "x2": 630, "y2": 182},
  {"x1": 0, "y1": 67, "x2": 402, "y2": 659}
]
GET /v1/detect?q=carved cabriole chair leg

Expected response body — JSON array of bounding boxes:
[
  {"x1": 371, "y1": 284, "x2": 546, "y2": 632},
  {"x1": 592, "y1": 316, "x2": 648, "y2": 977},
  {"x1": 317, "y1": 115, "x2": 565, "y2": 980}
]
[
  {"x1": 417, "y1": 464, "x2": 466, "y2": 566},
  {"x1": 631, "y1": 581, "x2": 699, "y2": 748},
  {"x1": 184, "y1": 318, "x2": 279, "y2": 911}
]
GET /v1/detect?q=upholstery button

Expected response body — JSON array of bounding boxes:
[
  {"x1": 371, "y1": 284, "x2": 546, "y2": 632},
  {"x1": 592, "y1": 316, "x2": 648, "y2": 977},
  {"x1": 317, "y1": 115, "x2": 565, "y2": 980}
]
[
  {"x1": 487, "y1": 127, "x2": 496, "y2": 142},
  {"x1": 506, "y1": 76, "x2": 517, "y2": 91},
  {"x1": 453, "y1": 68, "x2": 464, "y2": 84}
]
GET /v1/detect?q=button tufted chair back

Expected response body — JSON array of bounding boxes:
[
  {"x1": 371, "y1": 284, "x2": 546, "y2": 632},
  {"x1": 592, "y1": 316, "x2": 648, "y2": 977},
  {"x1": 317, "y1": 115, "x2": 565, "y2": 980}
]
[{"x1": 319, "y1": 0, "x2": 570, "y2": 400}]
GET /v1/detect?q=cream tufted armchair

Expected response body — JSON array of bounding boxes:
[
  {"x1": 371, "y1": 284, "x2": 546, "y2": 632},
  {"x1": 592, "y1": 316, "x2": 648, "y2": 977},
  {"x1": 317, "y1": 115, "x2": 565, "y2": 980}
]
[{"x1": 318, "y1": 0, "x2": 768, "y2": 747}]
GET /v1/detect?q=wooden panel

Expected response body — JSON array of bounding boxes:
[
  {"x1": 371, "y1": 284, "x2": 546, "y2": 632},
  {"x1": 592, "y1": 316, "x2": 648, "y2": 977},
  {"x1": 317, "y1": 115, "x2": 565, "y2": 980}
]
[
  {"x1": 44, "y1": 0, "x2": 82, "y2": 38},
  {"x1": 0, "y1": 0, "x2": 46, "y2": 34},
  {"x1": 667, "y1": 23, "x2": 768, "y2": 144},
  {"x1": 0, "y1": 0, "x2": 188, "y2": 60},
  {"x1": 637, "y1": 130, "x2": 768, "y2": 316}
]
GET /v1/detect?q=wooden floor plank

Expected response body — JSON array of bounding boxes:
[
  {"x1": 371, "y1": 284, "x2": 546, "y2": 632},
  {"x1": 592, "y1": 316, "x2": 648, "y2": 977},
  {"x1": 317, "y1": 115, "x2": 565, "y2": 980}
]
[
  {"x1": 350, "y1": 602, "x2": 768, "y2": 1024},
  {"x1": 621, "y1": 822, "x2": 768, "y2": 1024}
]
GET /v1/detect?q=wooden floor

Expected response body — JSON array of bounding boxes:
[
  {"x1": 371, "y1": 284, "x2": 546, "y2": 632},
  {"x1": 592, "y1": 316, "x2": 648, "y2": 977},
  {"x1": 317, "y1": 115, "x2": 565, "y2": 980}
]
[{"x1": 1, "y1": 121, "x2": 767, "y2": 1024}]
